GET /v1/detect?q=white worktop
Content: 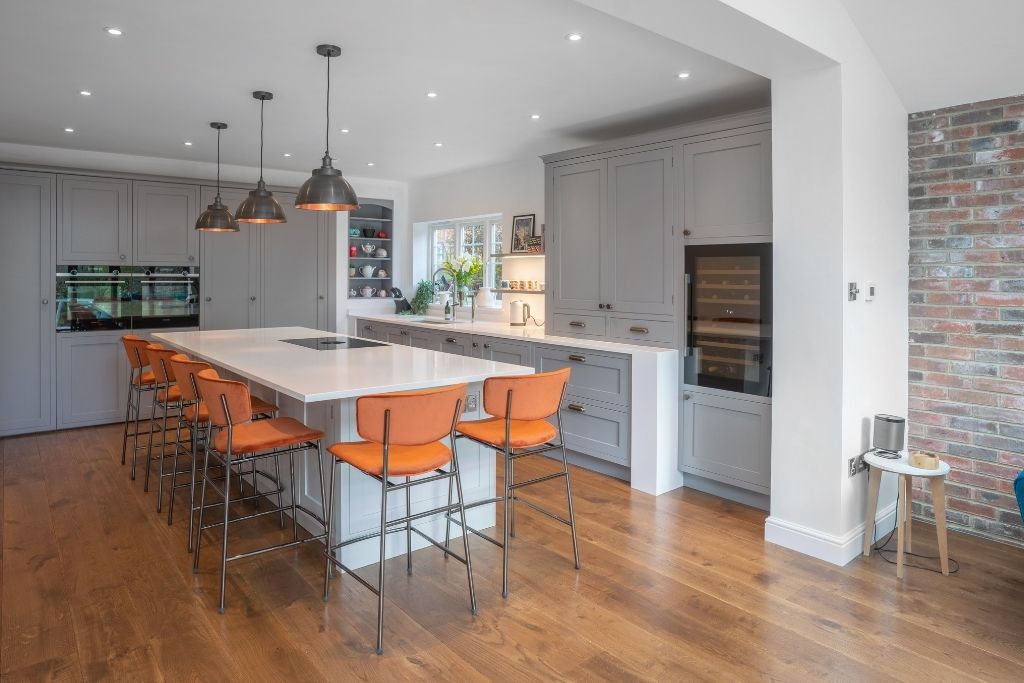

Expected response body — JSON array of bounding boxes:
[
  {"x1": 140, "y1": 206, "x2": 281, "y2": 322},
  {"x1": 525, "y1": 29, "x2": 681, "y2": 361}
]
[
  {"x1": 153, "y1": 327, "x2": 532, "y2": 403},
  {"x1": 352, "y1": 314, "x2": 678, "y2": 357}
]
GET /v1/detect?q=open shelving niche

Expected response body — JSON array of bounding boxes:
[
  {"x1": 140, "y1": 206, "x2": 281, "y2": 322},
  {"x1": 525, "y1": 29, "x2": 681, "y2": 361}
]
[{"x1": 348, "y1": 199, "x2": 395, "y2": 299}]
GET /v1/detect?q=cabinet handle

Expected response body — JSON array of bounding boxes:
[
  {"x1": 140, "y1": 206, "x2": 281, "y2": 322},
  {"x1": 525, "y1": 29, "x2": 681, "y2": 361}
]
[
  {"x1": 567, "y1": 404, "x2": 586, "y2": 413},
  {"x1": 568, "y1": 354, "x2": 587, "y2": 363},
  {"x1": 445, "y1": 337, "x2": 457, "y2": 343},
  {"x1": 249, "y1": 296, "x2": 256, "y2": 301},
  {"x1": 204, "y1": 296, "x2": 212, "y2": 302},
  {"x1": 598, "y1": 303, "x2": 605, "y2": 310},
  {"x1": 606, "y1": 304, "x2": 613, "y2": 310},
  {"x1": 318, "y1": 295, "x2": 325, "y2": 300},
  {"x1": 472, "y1": 342, "x2": 479, "y2": 347},
  {"x1": 400, "y1": 330, "x2": 408, "y2": 336},
  {"x1": 364, "y1": 325, "x2": 375, "y2": 332},
  {"x1": 683, "y1": 393, "x2": 692, "y2": 400},
  {"x1": 629, "y1": 326, "x2": 649, "y2": 334},
  {"x1": 569, "y1": 321, "x2": 586, "y2": 328},
  {"x1": 188, "y1": 255, "x2": 195, "y2": 262},
  {"x1": 119, "y1": 254, "x2": 126, "y2": 260},
  {"x1": 483, "y1": 343, "x2": 491, "y2": 349},
  {"x1": 41, "y1": 298, "x2": 49, "y2": 305},
  {"x1": 683, "y1": 229, "x2": 692, "y2": 237}
]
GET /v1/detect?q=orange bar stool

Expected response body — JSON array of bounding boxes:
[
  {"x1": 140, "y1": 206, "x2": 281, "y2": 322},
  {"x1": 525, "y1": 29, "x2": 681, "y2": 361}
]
[
  {"x1": 193, "y1": 368, "x2": 328, "y2": 613},
  {"x1": 323, "y1": 384, "x2": 477, "y2": 655},
  {"x1": 143, "y1": 344, "x2": 188, "y2": 509},
  {"x1": 455, "y1": 368, "x2": 580, "y2": 598},
  {"x1": 120, "y1": 335, "x2": 158, "y2": 473},
  {"x1": 167, "y1": 355, "x2": 280, "y2": 547}
]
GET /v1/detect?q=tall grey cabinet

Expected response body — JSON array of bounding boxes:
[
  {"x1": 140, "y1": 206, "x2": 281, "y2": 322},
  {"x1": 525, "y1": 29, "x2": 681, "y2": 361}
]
[
  {"x1": 133, "y1": 181, "x2": 199, "y2": 264},
  {"x1": 57, "y1": 175, "x2": 132, "y2": 264},
  {"x1": 200, "y1": 187, "x2": 261, "y2": 330},
  {"x1": 0, "y1": 170, "x2": 56, "y2": 436}
]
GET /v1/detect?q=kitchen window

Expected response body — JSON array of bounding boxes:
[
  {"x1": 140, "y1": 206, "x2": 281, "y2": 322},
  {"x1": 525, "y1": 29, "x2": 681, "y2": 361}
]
[{"x1": 428, "y1": 214, "x2": 503, "y2": 294}]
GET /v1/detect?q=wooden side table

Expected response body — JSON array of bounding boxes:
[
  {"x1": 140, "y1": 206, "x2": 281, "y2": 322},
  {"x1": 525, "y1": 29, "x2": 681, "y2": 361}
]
[{"x1": 863, "y1": 450, "x2": 951, "y2": 578}]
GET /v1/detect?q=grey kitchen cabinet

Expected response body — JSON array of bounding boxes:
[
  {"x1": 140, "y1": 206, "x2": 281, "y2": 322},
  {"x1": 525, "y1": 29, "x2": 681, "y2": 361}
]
[
  {"x1": 200, "y1": 187, "x2": 261, "y2": 330},
  {"x1": 408, "y1": 327, "x2": 436, "y2": 349},
  {"x1": 681, "y1": 131, "x2": 772, "y2": 241},
  {"x1": 384, "y1": 324, "x2": 410, "y2": 345},
  {"x1": 548, "y1": 159, "x2": 605, "y2": 312},
  {"x1": 534, "y1": 345, "x2": 630, "y2": 408},
  {"x1": 476, "y1": 337, "x2": 532, "y2": 366},
  {"x1": 0, "y1": 170, "x2": 56, "y2": 436},
  {"x1": 57, "y1": 331, "x2": 129, "y2": 428},
  {"x1": 261, "y1": 192, "x2": 329, "y2": 330},
  {"x1": 58, "y1": 175, "x2": 132, "y2": 264},
  {"x1": 606, "y1": 147, "x2": 675, "y2": 316},
  {"x1": 555, "y1": 397, "x2": 630, "y2": 466},
  {"x1": 356, "y1": 320, "x2": 386, "y2": 341},
  {"x1": 134, "y1": 181, "x2": 199, "y2": 265},
  {"x1": 679, "y1": 388, "x2": 771, "y2": 493},
  {"x1": 434, "y1": 331, "x2": 476, "y2": 356}
]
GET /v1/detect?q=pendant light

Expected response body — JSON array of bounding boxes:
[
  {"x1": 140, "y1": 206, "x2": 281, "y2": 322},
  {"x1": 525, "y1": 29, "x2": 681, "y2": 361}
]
[
  {"x1": 236, "y1": 91, "x2": 287, "y2": 224},
  {"x1": 295, "y1": 44, "x2": 359, "y2": 211},
  {"x1": 195, "y1": 122, "x2": 239, "y2": 232}
]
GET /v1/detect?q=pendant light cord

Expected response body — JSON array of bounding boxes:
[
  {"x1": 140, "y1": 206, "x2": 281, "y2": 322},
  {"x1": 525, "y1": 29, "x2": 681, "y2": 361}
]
[
  {"x1": 215, "y1": 127, "x2": 221, "y2": 196},
  {"x1": 324, "y1": 54, "x2": 331, "y2": 157},
  {"x1": 259, "y1": 98, "x2": 265, "y2": 181}
]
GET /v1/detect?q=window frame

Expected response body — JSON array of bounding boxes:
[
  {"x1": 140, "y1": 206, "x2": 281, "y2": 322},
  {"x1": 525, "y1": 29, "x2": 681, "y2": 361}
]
[{"x1": 427, "y1": 214, "x2": 503, "y2": 296}]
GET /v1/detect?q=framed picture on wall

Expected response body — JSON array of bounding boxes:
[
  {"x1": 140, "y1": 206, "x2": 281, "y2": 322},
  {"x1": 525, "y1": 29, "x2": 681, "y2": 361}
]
[{"x1": 511, "y1": 214, "x2": 535, "y2": 252}]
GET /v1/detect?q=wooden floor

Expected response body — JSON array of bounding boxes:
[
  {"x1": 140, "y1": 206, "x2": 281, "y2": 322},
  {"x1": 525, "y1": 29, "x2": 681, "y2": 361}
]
[{"x1": 2, "y1": 426, "x2": 1023, "y2": 682}]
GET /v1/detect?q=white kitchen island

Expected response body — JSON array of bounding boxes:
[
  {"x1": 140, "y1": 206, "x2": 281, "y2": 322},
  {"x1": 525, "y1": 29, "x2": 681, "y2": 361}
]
[{"x1": 153, "y1": 326, "x2": 532, "y2": 569}]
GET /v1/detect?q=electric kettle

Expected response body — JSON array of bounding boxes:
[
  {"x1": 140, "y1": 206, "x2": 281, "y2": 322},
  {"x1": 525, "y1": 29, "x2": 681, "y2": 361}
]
[{"x1": 509, "y1": 300, "x2": 530, "y2": 327}]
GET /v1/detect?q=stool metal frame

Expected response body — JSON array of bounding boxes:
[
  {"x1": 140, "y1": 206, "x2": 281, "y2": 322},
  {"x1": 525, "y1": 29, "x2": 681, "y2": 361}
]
[
  {"x1": 121, "y1": 344, "x2": 161, "y2": 476},
  {"x1": 454, "y1": 384, "x2": 580, "y2": 598},
  {"x1": 142, "y1": 353, "x2": 186, "y2": 506},
  {"x1": 322, "y1": 398, "x2": 477, "y2": 656},
  {"x1": 193, "y1": 393, "x2": 329, "y2": 613}
]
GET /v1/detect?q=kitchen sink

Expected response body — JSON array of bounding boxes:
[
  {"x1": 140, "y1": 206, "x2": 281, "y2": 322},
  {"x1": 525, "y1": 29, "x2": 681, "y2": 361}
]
[{"x1": 419, "y1": 319, "x2": 458, "y2": 325}]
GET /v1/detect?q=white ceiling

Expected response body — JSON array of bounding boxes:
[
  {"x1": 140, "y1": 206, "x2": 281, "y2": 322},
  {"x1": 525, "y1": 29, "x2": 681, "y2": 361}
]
[
  {"x1": 841, "y1": 0, "x2": 1024, "y2": 112},
  {"x1": 0, "y1": 0, "x2": 768, "y2": 182}
]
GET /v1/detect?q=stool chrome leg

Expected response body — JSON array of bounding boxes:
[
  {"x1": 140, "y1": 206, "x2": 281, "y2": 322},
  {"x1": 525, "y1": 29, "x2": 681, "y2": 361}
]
[
  {"x1": 452, "y1": 442, "x2": 477, "y2": 615},
  {"x1": 509, "y1": 456, "x2": 517, "y2": 538},
  {"x1": 186, "y1": 420, "x2": 202, "y2": 553},
  {"x1": 288, "y1": 452, "x2": 298, "y2": 541},
  {"x1": 273, "y1": 452, "x2": 285, "y2": 529},
  {"x1": 443, "y1": 468, "x2": 454, "y2": 559},
  {"x1": 375, "y1": 472, "x2": 388, "y2": 655},
  {"x1": 405, "y1": 476, "x2": 413, "y2": 575},
  {"x1": 322, "y1": 458, "x2": 338, "y2": 601},
  {"x1": 142, "y1": 385, "x2": 161, "y2": 489},
  {"x1": 501, "y1": 445, "x2": 511, "y2": 599},
  {"x1": 560, "y1": 441, "x2": 581, "y2": 570},
  {"x1": 120, "y1": 373, "x2": 134, "y2": 465},
  {"x1": 218, "y1": 448, "x2": 233, "y2": 613},
  {"x1": 193, "y1": 440, "x2": 212, "y2": 573}
]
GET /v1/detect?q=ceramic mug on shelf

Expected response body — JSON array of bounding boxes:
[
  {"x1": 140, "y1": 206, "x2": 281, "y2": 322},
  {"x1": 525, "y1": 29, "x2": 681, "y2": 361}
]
[
  {"x1": 348, "y1": 288, "x2": 357, "y2": 297},
  {"x1": 348, "y1": 266, "x2": 357, "y2": 277},
  {"x1": 377, "y1": 229, "x2": 388, "y2": 239},
  {"x1": 362, "y1": 227, "x2": 377, "y2": 238},
  {"x1": 377, "y1": 289, "x2": 389, "y2": 298},
  {"x1": 377, "y1": 269, "x2": 388, "y2": 277},
  {"x1": 376, "y1": 248, "x2": 388, "y2": 258},
  {"x1": 348, "y1": 227, "x2": 360, "y2": 237}
]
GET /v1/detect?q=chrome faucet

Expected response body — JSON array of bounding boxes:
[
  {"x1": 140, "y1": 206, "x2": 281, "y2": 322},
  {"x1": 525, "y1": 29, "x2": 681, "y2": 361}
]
[{"x1": 430, "y1": 267, "x2": 475, "y2": 322}]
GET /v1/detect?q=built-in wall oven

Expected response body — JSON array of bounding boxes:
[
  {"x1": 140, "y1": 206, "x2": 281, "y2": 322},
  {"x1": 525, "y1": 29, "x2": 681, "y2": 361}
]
[
  {"x1": 56, "y1": 265, "x2": 199, "y2": 332},
  {"x1": 683, "y1": 243, "x2": 772, "y2": 397}
]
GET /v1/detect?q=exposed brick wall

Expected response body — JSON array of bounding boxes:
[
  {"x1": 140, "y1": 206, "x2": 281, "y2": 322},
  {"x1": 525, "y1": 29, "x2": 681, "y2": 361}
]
[{"x1": 908, "y1": 94, "x2": 1024, "y2": 547}]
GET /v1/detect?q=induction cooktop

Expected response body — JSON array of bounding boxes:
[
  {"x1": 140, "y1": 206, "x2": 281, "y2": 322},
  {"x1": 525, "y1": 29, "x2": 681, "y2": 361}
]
[{"x1": 280, "y1": 336, "x2": 386, "y2": 351}]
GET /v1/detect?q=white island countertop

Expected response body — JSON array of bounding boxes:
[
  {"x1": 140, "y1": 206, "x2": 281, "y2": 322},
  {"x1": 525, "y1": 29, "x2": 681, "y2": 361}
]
[
  {"x1": 153, "y1": 327, "x2": 532, "y2": 403},
  {"x1": 351, "y1": 314, "x2": 678, "y2": 357}
]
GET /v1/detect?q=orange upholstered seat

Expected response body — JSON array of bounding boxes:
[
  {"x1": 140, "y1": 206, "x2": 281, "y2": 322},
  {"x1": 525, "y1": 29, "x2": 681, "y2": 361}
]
[
  {"x1": 328, "y1": 440, "x2": 453, "y2": 476},
  {"x1": 212, "y1": 417, "x2": 324, "y2": 454},
  {"x1": 133, "y1": 370, "x2": 157, "y2": 386},
  {"x1": 455, "y1": 417, "x2": 556, "y2": 449},
  {"x1": 157, "y1": 385, "x2": 182, "y2": 402},
  {"x1": 185, "y1": 395, "x2": 278, "y2": 424}
]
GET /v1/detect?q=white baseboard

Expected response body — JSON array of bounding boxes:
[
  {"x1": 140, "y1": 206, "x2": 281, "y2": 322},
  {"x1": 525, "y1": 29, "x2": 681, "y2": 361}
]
[{"x1": 764, "y1": 502, "x2": 897, "y2": 566}]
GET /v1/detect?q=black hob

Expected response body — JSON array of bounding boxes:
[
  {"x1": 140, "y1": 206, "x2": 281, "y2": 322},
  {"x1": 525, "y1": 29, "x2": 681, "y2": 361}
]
[{"x1": 280, "y1": 336, "x2": 386, "y2": 351}]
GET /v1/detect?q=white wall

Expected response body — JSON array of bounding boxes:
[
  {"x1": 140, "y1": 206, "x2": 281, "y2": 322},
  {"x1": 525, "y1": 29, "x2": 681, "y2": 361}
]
[
  {"x1": 408, "y1": 157, "x2": 547, "y2": 322},
  {"x1": 577, "y1": 0, "x2": 910, "y2": 563}
]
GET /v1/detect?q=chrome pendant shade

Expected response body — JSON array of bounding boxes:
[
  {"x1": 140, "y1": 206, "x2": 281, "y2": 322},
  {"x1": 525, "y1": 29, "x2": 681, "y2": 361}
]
[
  {"x1": 195, "y1": 122, "x2": 239, "y2": 232},
  {"x1": 236, "y1": 91, "x2": 287, "y2": 224},
  {"x1": 296, "y1": 44, "x2": 359, "y2": 211}
]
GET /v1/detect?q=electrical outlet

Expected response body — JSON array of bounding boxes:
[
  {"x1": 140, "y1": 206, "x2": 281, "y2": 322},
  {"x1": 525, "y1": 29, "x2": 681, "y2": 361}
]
[{"x1": 848, "y1": 454, "x2": 867, "y2": 477}]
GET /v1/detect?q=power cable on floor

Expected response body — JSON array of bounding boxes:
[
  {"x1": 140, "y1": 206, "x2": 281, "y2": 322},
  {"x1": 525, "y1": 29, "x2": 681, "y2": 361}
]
[{"x1": 868, "y1": 483, "x2": 960, "y2": 575}]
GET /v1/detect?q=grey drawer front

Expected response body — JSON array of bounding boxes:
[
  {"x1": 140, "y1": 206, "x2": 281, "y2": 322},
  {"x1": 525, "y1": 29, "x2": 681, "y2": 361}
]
[
  {"x1": 607, "y1": 316, "x2": 676, "y2": 345},
  {"x1": 535, "y1": 345, "x2": 630, "y2": 407},
  {"x1": 550, "y1": 312, "x2": 607, "y2": 337},
  {"x1": 555, "y1": 398, "x2": 629, "y2": 466}
]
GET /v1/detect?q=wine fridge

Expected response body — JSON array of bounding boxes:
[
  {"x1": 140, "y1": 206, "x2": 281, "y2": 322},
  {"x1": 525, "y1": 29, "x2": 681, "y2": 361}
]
[{"x1": 683, "y1": 243, "x2": 772, "y2": 397}]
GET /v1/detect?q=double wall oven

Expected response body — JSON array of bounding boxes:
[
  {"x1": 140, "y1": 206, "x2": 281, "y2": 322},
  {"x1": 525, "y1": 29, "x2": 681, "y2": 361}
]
[{"x1": 56, "y1": 265, "x2": 199, "y2": 333}]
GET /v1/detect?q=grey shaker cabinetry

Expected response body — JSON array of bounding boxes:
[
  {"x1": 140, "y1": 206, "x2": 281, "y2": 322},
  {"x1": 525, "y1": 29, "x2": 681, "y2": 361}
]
[
  {"x1": 679, "y1": 388, "x2": 771, "y2": 493},
  {"x1": 0, "y1": 170, "x2": 56, "y2": 436},
  {"x1": 133, "y1": 181, "x2": 199, "y2": 265},
  {"x1": 261, "y1": 192, "x2": 329, "y2": 330},
  {"x1": 548, "y1": 159, "x2": 605, "y2": 313},
  {"x1": 477, "y1": 338, "x2": 532, "y2": 366},
  {"x1": 681, "y1": 130, "x2": 772, "y2": 241},
  {"x1": 58, "y1": 175, "x2": 132, "y2": 264},
  {"x1": 57, "y1": 331, "x2": 129, "y2": 428},
  {"x1": 200, "y1": 187, "x2": 261, "y2": 330}
]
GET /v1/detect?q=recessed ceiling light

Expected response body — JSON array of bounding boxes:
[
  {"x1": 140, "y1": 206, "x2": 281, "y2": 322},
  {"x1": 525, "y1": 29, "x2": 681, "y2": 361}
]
[
  {"x1": 425, "y1": 91, "x2": 438, "y2": 98},
  {"x1": 104, "y1": 27, "x2": 123, "y2": 36},
  {"x1": 530, "y1": 114, "x2": 541, "y2": 120},
  {"x1": 282, "y1": 152, "x2": 291, "y2": 157},
  {"x1": 79, "y1": 90, "x2": 92, "y2": 97},
  {"x1": 64, "y1": 128, "x2": 74, "y2": 133},
  {"x1": 566, "y1": 32, "x2": 583, "y2": 42},
  {"x1": 184, "y1": 141, "x2": 193, "y2": 146},
  {"x1": 434, "y1": 142, "x2": 443, "y2": 147},
  {"x1": 340, "y1": 128, "x2": 349, "y2": 134},
  {"x1": 677, "y1": 72, "x2": 691, "y2": 79},
  {"x1": 366, "y1": 162, "x2": 375, "y2": 167}
]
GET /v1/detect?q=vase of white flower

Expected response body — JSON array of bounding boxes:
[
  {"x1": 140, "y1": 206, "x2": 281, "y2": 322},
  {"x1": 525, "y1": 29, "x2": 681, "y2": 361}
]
[{"x1": 439, "y1": 254, "x2": 483, "y2": 306}]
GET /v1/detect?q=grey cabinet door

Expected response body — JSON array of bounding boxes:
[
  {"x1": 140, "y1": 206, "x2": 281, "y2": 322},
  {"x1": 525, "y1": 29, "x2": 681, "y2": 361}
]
[
  {"x1": 478, "y1": 337, "x2": 532, "y2": 366},
  {"x1": 355, "y1": 319, "x2": 385, "y2": 341},
  {"x1": 680, "y1": 389, "x2": 771, "y2": 493},
  {"x1": 435, "y1": 331, "x2": 475, "y2": 356},
  {"x1": 385, "y1": 326, "x2": 410, "y2": 345},
  {"x1": 261, "y1": 193, "x2": 328, "y2": 330},
  {"x1": 408, "y1": 328, "x2": 436, "y2": 349},
  {"x1": 57, "y1": 332, "x2": 129, "y2": 428},
  {"x1": 548, "y1": 159, "x2": 605, "y2": 312},
  {"x1": 199, "y1": 187, "x2": 260, "y2": 330},
  {"x1": 606, "y1": 147, "x2": 675, "y2": 315},
  {"x1": 58, "y1": 175, "x2": 131, "y2": 264},
  {"x1": 134, "y1": 181, "x2": 199, "y2": 265},
  {"x1": 682, "y1": 131, "x2": 772, "y2": 240},
  {"x1": 556, "y1": 398, "x2": 630, "y2": 466},
  {"x1": 0, "y1": 170, "x2": 56, "y2": 435}
]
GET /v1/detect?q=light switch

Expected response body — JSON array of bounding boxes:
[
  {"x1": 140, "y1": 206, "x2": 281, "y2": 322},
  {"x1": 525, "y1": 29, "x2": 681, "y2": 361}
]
[{"x1": 865, "y1": 281, "x2": 877, "y2": 302}]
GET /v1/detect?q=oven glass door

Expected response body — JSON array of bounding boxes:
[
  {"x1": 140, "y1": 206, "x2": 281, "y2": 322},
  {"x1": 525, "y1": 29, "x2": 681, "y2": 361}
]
[
  {"x1": 56, "y1": 266, "x2": 135, "y2": 332},
  {"x1": 684, "y1": 243, "x2": 772, "y2": 397},
  {"x1": 134, "y1": 267, "x2": 200, "y2": 329}
]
